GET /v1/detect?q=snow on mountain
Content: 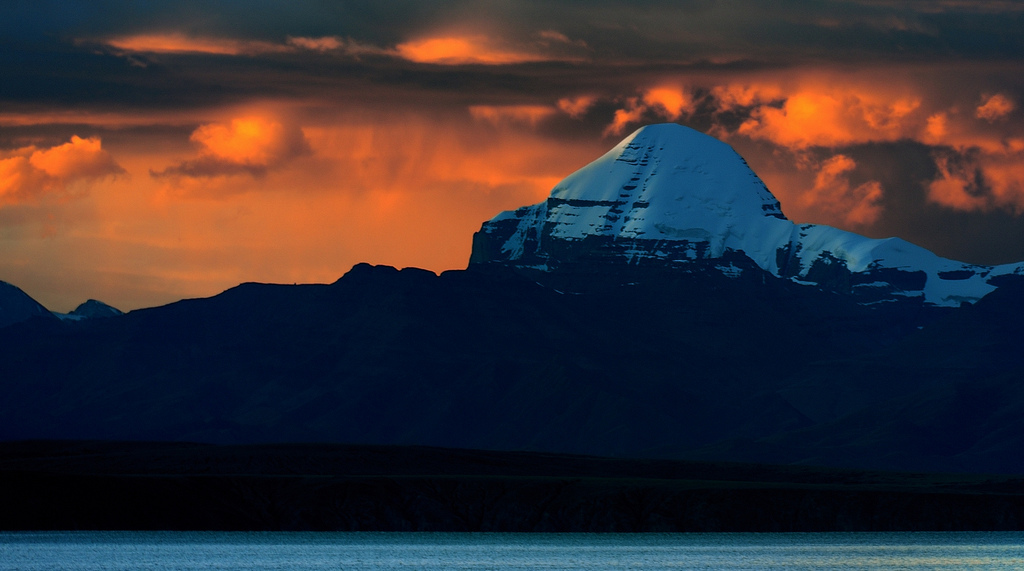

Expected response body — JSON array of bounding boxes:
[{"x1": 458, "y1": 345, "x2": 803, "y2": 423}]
[{"x1": 471, "y1": 123, "x2": 1024, "y2": 306}]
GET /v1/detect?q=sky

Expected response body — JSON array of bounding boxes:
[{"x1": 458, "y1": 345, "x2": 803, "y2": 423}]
[{"x1": 2, "y1": 0, "x2": 1023, "y2": 312}]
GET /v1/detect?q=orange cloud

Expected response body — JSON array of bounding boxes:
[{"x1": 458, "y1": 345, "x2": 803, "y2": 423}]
[
  {"x1": 737, "y1": 88, "x2": 922, "y2": 149},
  {"x1": 891, "y1": 95, "x2": 1024, "y2": 212},
  {"x1": 192, "y1": 117, "x2": 303, "y2": 165},
  {"x1": 984, "y1": 159, "x2": 1024, "y2": 209},
  {"x1": 710, "y1": 83, "x2": 785, "y2": 110},
  {"x1": 154, "y1": 116, "x2": 310, "y2": 179},
  {"x1": 924, "y1": 112, "x2": 949, "y2": 142},
  {"x1": 557, "y1": 95, "x2": 597, "y2": 118},
  {"x1": 102, "y1": 33, "x2": 288, "y2": 56},
  {"x1": 0, "y1": 108, "x2": 219, "y2": 129},
  {"x1": 712, "y1": 76, "x2": 1020, "y2": 163},
  {"x1": 702, "y1": 76, "x2": 1024, "y2": 215},
  {"x1": 604, "y1": 86, "x2": 694, "y2": 136},
  {"x1": 1, "y1": 136, "x2": 123, "y2": 206},
  {"x1": 928, "y1": 150, "x2": 990, "y2": 211},
  {"x1": 643, "y1": 87, "x2": 692, "y2": 119},
  {"x1": 976, "y1": 93, "x2": 1015, "y2": 122},
  {"x1": 100, "y1": 32, "x2": 397, "y2": 61},
  {"x1": 802, "y1": 154, "x2": 884, "y2": 225},
  {"x1": 928, "y1": 147, "x2": 1024, "y2": 212},
  {"x1": 469, "y1": 105, "x2": 556, "y2": 126},
  {"x1": 101, "y1": 30, "x2": 586, "y2": 65},
  {"x1": 604, "y1": 102, "x2": 646, "y2": 137},
  {"x1": 394, "y1": 36, "x2": 551, "y2": 65}
]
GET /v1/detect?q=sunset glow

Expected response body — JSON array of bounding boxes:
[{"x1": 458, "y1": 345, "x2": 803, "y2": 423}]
[
  {"x1": 2, "y1": 1, "x2": 1023, "y2": 311},
  {"x1": 395, "y1": 36, "x2": 552, "y2": 65},
  {"x1": 1, "y1": 136, "x2": 122, "y2": 206},
  {"x1": 103, "y1": 33, "x2": 289, "y2": 55}
]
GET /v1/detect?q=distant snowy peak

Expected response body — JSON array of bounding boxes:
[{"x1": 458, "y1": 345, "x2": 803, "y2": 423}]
[
  {"x1": 73, "y1": 299, "x2": 123, "y2": 318},
  {"x1": 470, "y1": 123, "x2": 1024, "y2": 307},
  {"x1": 54, "y1": 299, "x2": 124, "y2": 321}
]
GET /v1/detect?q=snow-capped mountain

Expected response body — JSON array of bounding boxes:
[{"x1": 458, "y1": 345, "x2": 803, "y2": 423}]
[
  {"x1": 471, "y1": 123, "x2": 1024, "y2": 307},
  {"x1": 54, "y1": 299, "x2": 124, "y2": 321}
]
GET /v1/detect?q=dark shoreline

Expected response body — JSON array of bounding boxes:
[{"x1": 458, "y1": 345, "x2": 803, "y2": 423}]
[{"x1": 3, "y1": 441, "x2": 1024, "y2": 532}]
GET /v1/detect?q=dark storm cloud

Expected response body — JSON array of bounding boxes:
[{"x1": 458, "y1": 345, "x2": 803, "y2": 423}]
[
  {"x1": 840, "y1": 141, "x2": 1024, "y2": 265},
  {"x1": 14, "y1": 1, "x2": 1024, "y2": 57},
  {"x1": 453, "y1": 0, "x2": 1024, "y2": 63},
  {"x1": 3, "y1": 0, "x2": 1021, "y2": 117},
  {"x1": 0, "y1": 0, "x2": 430, "y2": 41}
]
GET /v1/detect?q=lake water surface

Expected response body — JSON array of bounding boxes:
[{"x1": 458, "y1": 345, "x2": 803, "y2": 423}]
[{"x1": 2, "y1": 531, "x2": 1023, "y2": 570}]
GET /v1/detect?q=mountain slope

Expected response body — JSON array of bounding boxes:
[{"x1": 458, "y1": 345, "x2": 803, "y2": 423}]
[
  {"x1": 0, "y1": 281, "x2": 56, "y2": 329},
  {"x1": 3, "y1": 261, "x2": 1021, "y2": 473},
  {"x1": 0, "y1": 265, "x2": 894, "y2": 446}
]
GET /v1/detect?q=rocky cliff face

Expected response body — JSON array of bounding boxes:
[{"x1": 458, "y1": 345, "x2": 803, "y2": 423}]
[{"x1": 471, "y1": 124, "x2": 1024, "y2": 306}]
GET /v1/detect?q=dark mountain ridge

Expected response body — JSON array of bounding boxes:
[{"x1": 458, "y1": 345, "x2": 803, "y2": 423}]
[
  {"x1": 0, "y1": 280, "x2": 56, "y2": 329},
  {"x1": 1, "y1": 260, "x2": 1020, "y2": 473}
]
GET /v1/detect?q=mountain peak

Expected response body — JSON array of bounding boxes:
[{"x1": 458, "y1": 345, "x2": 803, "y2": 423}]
[
  {"x1": 471, "y1": 123, "x2": 792, "y2": 269},
  {"x1": 549, "y1": 124, "x2": 787, "y2": 237},
  {"x1": 70, "y1": 299, "x2": 124, "y2": 319},
  {"x1": 471, "y1": 123, "x2": 1024, "y2": 306}
]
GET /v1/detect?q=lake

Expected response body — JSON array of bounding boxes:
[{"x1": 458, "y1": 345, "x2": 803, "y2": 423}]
[{"x1": 2, "y1": 531, "x2": 1023, "y2": 570}]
